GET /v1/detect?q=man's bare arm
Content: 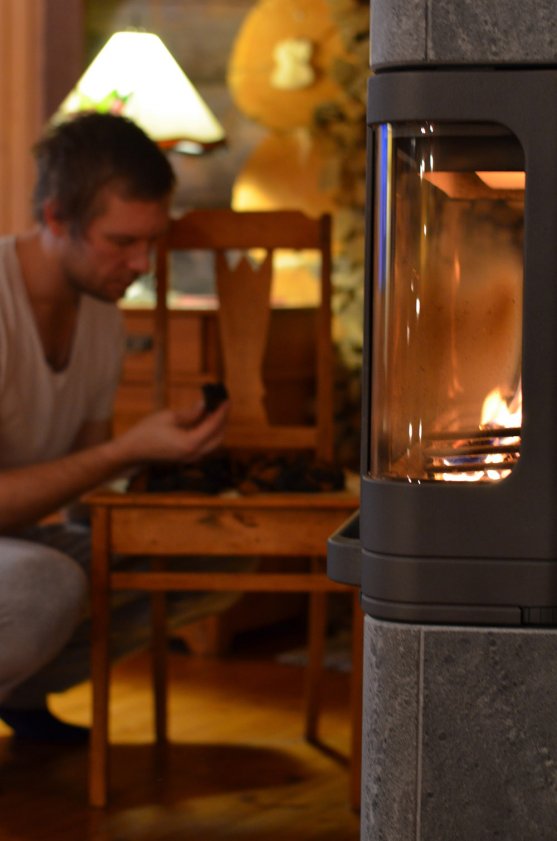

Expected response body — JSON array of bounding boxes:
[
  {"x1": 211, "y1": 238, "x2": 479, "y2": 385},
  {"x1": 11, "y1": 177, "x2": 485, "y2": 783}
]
[
  {"x1": 71, "y1": 418, "x2": 113, "y2": 452},
  {"x1": 0, "y1": 402, "x2": 228, "y2": 533},
  {"x1": 62, "y1": 418, "x2": 115, "y2": 525}
]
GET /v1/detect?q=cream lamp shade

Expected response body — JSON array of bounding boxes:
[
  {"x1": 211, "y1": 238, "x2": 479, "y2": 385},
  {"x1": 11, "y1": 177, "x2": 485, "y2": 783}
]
[{"x1": 54, "y1": 31, "x2": 226, "y2": 152}]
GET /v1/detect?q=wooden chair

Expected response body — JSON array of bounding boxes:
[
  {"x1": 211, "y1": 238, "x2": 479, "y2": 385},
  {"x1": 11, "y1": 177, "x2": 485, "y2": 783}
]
[{"x1": 86, "y1": 209, "x2": 361, "y2": 808}]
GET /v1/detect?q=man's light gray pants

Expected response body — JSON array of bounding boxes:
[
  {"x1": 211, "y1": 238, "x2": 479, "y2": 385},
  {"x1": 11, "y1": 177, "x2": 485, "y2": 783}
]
[{"x1": 0, "y1": 523, "x2": 244, "y2": 709}]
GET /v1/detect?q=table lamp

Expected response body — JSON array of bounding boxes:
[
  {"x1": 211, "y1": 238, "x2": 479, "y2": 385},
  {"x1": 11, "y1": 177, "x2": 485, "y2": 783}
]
[{"x1": 52, "y1": 30, "x2": 226, "y2": 154}]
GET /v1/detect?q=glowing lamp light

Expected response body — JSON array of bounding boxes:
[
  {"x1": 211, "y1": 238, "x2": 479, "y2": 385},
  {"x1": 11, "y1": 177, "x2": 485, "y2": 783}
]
[{"x1": 53, "y1": 31, "x2": 226, "y2": 153}]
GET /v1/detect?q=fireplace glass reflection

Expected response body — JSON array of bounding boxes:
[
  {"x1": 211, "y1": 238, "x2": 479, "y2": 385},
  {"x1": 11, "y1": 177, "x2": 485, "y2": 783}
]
[{"x1": 370, "y1": 122, "x2": 525, "y2": 483}]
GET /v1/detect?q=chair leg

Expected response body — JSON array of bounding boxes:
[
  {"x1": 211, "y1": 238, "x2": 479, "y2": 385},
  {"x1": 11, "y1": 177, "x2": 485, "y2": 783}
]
[
  {"x1": 304, "y1": 558, "x2": 328, "y2": 743},
  {"x1": 349, "y1": 589, "x2": 363, "y2": 812},
  {"x1": 89, "y1": 508, "x2": 111, "y2": 808},
  {"x1": 151, "y1": 559, "x2": 168, "y2": 746}
]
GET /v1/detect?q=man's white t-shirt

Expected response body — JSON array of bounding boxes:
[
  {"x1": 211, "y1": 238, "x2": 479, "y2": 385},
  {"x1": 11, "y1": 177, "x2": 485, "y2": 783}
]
[{"x1": 0, "y1": 236, "x2": 125, "y2": 469}]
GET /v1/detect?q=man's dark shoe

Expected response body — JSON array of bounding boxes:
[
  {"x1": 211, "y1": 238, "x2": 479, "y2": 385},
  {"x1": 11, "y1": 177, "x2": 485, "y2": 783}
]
[{"x1": 0, "y1": 705, "x2": 89, "y2": 746}]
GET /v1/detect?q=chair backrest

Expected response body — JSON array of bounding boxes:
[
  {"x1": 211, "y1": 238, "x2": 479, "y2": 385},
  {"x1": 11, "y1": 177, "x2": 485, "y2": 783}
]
[{"x1": 154, "y1": 208, "x2": 333, "y2": 460}]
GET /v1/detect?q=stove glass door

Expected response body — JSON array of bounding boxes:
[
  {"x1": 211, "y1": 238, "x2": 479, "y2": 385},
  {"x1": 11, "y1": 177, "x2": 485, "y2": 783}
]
[{"x1": 370, "y1": 122, "x2": 525, "y2": 483}]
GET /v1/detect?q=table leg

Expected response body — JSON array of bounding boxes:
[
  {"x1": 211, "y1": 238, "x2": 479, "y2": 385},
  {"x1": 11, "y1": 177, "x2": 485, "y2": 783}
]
[
  {"x1": 304, "y1": 557, "x2": 327, "y2": 742},
  {"x1": 151, "y1": 557, "x2": 168, "y2": 746},
  {"x1": 89, "y1": 506, "x2": 111, "y2": 808}
]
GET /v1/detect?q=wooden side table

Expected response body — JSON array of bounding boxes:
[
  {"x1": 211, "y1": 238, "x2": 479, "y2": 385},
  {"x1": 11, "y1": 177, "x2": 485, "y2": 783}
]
[{"x1": 87, "y1": 487, "x2": 361, "y2": 809}]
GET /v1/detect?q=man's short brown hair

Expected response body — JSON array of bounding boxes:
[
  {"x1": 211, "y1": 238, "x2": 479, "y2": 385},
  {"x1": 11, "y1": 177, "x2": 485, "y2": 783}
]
[{"x1": 33, "y1": 112, "x2": 176, "y2": 234}]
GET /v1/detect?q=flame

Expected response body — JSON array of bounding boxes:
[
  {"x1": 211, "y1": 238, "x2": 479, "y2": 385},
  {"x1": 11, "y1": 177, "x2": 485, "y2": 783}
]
[
  {"x1": 438, "y1": 384, "x2": 522, "y2": 483},
  {"x1": 479, "y1": 385, "x2": 522, "y2": 481},
  {"x1": 481, "y1": 385, "x2": 522, "y2": 428}
]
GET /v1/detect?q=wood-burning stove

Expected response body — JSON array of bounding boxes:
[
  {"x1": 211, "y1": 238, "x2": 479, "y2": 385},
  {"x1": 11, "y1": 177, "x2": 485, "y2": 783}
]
[
  {"x1": 331, "y1": 5, "x2": 557, "y2": 838},
  {"x1": 330, "y1": 69, "x2": 557, "y2": 626}
]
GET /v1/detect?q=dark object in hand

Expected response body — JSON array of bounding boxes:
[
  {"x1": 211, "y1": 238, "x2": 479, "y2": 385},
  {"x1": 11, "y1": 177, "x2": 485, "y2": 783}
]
[{"x1": 202, "y1": 382, "x2": 228, "y2": 413}]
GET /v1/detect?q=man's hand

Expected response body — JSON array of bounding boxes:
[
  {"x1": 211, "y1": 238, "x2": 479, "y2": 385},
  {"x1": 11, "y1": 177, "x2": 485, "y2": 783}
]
[{"x1": 114, "y1": 401, "x2": 229, "y2": 466}]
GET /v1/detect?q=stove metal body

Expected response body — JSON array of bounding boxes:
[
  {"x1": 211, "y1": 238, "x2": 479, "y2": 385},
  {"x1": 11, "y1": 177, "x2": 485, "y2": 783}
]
[{"x1": 330, "y1": 68, "x2": 557, "y2": 626}]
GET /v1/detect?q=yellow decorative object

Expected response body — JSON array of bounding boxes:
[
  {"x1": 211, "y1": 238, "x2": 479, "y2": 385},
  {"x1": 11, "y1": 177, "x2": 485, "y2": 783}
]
[
  {"x1": 227, "y1": 0, "x2": 347, "y2": 131},
  {"x1": 271, "y1": 38, "x2": 315, "y2": 91},
  {"x1": 232, "y1": 129, "x2": 338, "y2": 218},
  {"x1": 232, "y1": 130, "x2": 340, "y2": 307}
]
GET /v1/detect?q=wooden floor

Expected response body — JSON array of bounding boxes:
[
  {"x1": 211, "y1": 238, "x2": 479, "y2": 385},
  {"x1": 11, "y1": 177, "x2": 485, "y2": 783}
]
[{"x1": 0, "y1": 621, "x2": 360, "y2": 840}]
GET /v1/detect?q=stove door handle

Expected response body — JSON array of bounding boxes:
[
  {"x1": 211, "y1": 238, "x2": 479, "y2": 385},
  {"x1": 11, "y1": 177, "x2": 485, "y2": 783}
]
[{"x1": 327, "y1": 510, "x2": 361, "y2": 587}]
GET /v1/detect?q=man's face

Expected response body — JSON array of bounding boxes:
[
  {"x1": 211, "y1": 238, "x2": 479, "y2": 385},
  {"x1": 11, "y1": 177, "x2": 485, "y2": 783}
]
[{"x1": 58, "y1": 188, "x2": 171, "y2": 302}]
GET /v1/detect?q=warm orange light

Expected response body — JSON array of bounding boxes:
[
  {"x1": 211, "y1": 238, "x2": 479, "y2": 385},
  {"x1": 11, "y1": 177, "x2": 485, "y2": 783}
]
[
  {"x1": 475, "y1": 171, "x2": 526, "y2": 190},
  {"x1": 424, "y1": 170, "x2": 525, "y2": 197}
]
